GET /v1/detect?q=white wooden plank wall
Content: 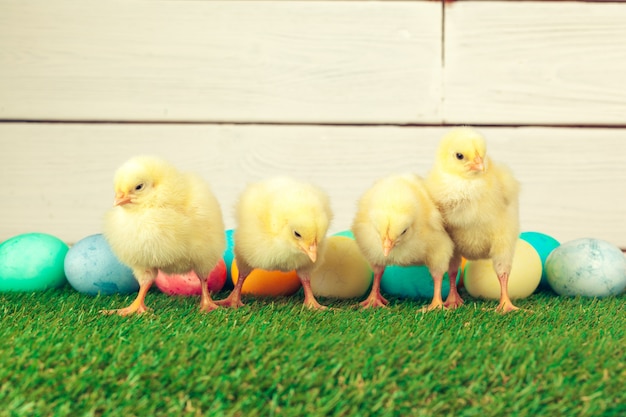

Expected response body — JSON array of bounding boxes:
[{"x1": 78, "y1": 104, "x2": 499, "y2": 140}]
[
  {"x1": 444, "y1": 1, "x2": 626, "y2": 125},
  {"x1": 1, "y1": 0, "x2": 625, "y2": 249},
  {"x1": 0, "y1": 0, "x2": 441, "y2": 123}
]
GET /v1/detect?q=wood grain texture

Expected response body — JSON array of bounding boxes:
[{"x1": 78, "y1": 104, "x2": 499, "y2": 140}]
[
  {"x1": 0, "y1": 0, "x2": 441, "y2": 124},
  {"x1": 1, "y1": 123, "x2": 625, "y2": 247},
  {"x1": 444, "y1": 1, "x2": 626, "y2": 125}
]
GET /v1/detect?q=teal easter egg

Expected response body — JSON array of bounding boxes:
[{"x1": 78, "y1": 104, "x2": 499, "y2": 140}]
[
  {"x1": 546, "y1": 238, "x2": 626, "y2": 297},
  {"x1": 380, "y1": 265, "x2": 459, "y2": 299},
  {"x1": 64, "y1": 234, "x2": 138, "y2": 295},
  {"x1": 0, "y1": 233, "x2": 69, "y2": 291},
  {"x1": 222, "y1": 229, "x2": 235, "y2": 289},
  {"x1": 332, "y1": 230, "x2": 355, "y2": 239},
  {"x1": 520, "y1": 231, "x2": 560, "y2": 290}
]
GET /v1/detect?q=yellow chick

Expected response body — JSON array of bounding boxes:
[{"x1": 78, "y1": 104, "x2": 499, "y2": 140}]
[
  {"x1": 426, "y1": 127, "x2": 521, "y2": 313},
  {"x1": 216, "y1": 177, "x2": 332, "y2": 310},
  {"x1": 102, "y1": 156, "x2": 225, "y2": 315},
  {"x1": 352, "y1": 174, "x2": 454, "y2": 310}
]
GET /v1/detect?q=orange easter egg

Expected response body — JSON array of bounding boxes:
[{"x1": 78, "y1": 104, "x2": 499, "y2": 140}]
[
  {"x1": 231, "y1": 259, "x2": 301, "y2": 297},
  {"x1": 459, "y1": 257, "x2": 468, "y2": 288}
]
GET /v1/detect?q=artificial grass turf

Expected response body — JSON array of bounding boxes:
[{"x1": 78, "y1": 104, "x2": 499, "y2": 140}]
[{"x1": 0, "y1": 289, "x2": 624, "y2": 417}]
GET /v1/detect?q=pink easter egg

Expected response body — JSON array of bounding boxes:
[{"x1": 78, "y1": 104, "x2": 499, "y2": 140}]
[{"x1": 155, "y1": 258, "x2": 227, "y2": 296}]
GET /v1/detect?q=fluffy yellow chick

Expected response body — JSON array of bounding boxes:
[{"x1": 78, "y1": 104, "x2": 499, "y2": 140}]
[
  {"x1": 426, "y1": 127, "x2": 521, "y2": 313},
  {"x1": 352, "y1": 174, "x2": 454, "y2": 310},
  {"x1": 216, "y1": 177, "x2": 332, "y2": 310},
  {"x1": 102, "y1": 156, "x2": 225, "y2": 315}
]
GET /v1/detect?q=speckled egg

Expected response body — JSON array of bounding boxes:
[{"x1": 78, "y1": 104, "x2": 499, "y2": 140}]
[
  {"x1": 0, "y1": 233, "x2": 69, "y2": 291},
  {"x1": 546, "y1": 238, "x2": 626, "y2": 297},
  {"x1": 155, "y1": 258, "x2": 227, "y2": 296},
  {"x1": 310, "y1": 236, "x2": 373, "y2": 299},
  {"x1": 64, "y1": 233, "x2": 138, "y2": 295}
]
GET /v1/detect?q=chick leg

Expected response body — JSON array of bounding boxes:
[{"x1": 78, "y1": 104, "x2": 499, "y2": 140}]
[
  {"x1": 495, "y1": 271, "x2": 519, "y2": 313},
  {"x1": 422, "y1": 272, "x2": 444, "y2": 312},
  {"x1": 196, "y1": 270, "x2": 219, "y2": 313},
  {"x1": 101, "y1": 268, "x2": 155, "y2": 316},
  {"x1": 492, "y1": 254, "x2": 519, "y2": 313},
  {"x1": 444, "y1": 257, "x2": 464, "y2": 309},
  {"x1": 299, "y1": 272, "x2": 327, "y2": 310},
  {"x1": 215, "y1": 261, "x2": 250, "y2": 309},
  {"x1": 360, "y1": 265, "x2": 388, "y2": 309}
]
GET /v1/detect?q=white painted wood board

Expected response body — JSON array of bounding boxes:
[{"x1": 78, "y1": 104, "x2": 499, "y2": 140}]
[
  {"x1": 1, "y1": 123, "x2": 625, "y2": 248},
  {"x1": 443, "y1": 1, "x2": 626, "y2": 125},
  {"x1": 0, "y1": 0, "x2": 441, "y2": 124}
]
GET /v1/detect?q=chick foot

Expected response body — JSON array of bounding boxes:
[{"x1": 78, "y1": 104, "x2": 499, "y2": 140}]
[
  {"x1": 101, "y1": 303, "x2": 151, "y2": 316},
  {"x1": 303, "y1": 298, "x2": 328, "y2": 310},
  {"x1": 216, "y1": 275, "x2": 246, "y2": 308},
  {"x1": 360, "y1": 292, "x2": 388, "y2": 309},
  {"x1": 496, "y1": 299, "x2": 519, "y2": 314},
  {"x1": 199, "y1": 280, "x2": 220, "y2": 313},
  {"x1": 496, "y1": 272, "x2": 519, "y2": 313},
  {"x1": 420, "y1": 299, "x2": 444, "y2": 313},
  {"x1": 301, "y1": 278, "x2": 328, "y2": 310},
  {"x1": 215, "y1": 294, "x2": 245, "y2": 309},
  {"x1": 444, "y1": 292, "x2": 464, "y2": 310},
  {"x1": 199, "y1": 298, "x2": 220, "y2": 313},
  {"x1": 421, "y1": 273, "x2": 447, "y2": 312},
  {"x1": 101, "y1": 283, "x2": 152, "y2": 316}
]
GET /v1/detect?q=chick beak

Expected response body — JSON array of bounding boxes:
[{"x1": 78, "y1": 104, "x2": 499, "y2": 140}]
[
  {"x1": 304, "y1": 242, "x2": 318, "y2": 263},
  {"x1": 383, "y1": 237, "x2": 394, "y2": 257},
  {"x1": 114, "y1": 192, "x2": 131, "y2": 206},
  {"x1": 470, "y1": 155, "x2": 485, "y2": 172}
]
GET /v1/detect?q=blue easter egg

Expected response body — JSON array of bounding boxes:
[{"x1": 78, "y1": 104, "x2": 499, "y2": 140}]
[
  {"x1": 546, "y1": 238, "x2": 626, "y2": 297},
  {"x1": 380, "y1": 265, "x2": 459, "y2": 299},
  {"x1": 332, "y1": 230, "x2": 355, "y2": 239},
  {"x1": 520, "y1": 231, "x2": 560, "y2": 290},
  {"x1": 0, "y1": 233, "x2": 69, "y2": 291},
  {"x1": 222, "y1": 229, "x2": 236, "y2": 289},
  {"x1": 64, "y1": 234, "x2": 138, "y2": 295}
]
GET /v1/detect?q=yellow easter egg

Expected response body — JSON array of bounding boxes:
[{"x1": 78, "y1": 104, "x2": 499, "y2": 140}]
[
  {"x1": 310, "y1": 236, "x2": 373, "y2": 299},
  {"x1": 464, "y1": 239, "x2": 542, "y2": 300},
  {"x1": 231, "y1": 259, "x2": 301, "y2": 297}
]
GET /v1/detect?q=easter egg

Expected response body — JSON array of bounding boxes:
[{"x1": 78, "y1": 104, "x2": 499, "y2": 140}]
[
  {"x1": 231, "y1": 259, "x2": 301, "y2": 297},
  {"x1": 310, "y1": 236, "x2": 373, "y2": 299},
  {"x1": 380, "y1": 265, "x2": 459, "y2": 299},
  {"x1": 520, "y1": 231, "x2": 560, "y2": 290},
  {"x1": 464, "y1": 239, "x2": 542, "y2": 300},
  {"x1": 155, "y1": 258, "x2": 227, "y2": 296},
  {"x1": 459, "y1": 257, "x2": 468, "y2": 288},
  {"x1": 0, "y1": 233, "x2": 69, "y2": 291},
  {"x1": 222, "y1": 229, "x2": 236, "y2": 289},
  {"x1": 332, "y1": 230, "x2": 355, "y2": 239},
  {"x1": 64, "y1": 233, "x2": 138, "y2": 295},
  {"x1": 545, "y1": 238, "x2": 626, "y2": 297}
]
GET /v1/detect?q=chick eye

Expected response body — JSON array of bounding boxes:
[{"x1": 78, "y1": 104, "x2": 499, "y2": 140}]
[
  {"x1": 293, "y1": 231, "x2": 302, "y2": 239},
  {"x1": 455, "y1": 153, "x2": 464, "y2": 160},
  {"x1": 134, "y1": 183, "x2": 144, "y2": 191},
  {"x1": 400, "y1": 228, "x2": 408, "y2": 236}
]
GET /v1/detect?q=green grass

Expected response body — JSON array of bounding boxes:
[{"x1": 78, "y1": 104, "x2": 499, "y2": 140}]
[{"x1": 0, "y1": 288, "x2": 624, "y2": 417}]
